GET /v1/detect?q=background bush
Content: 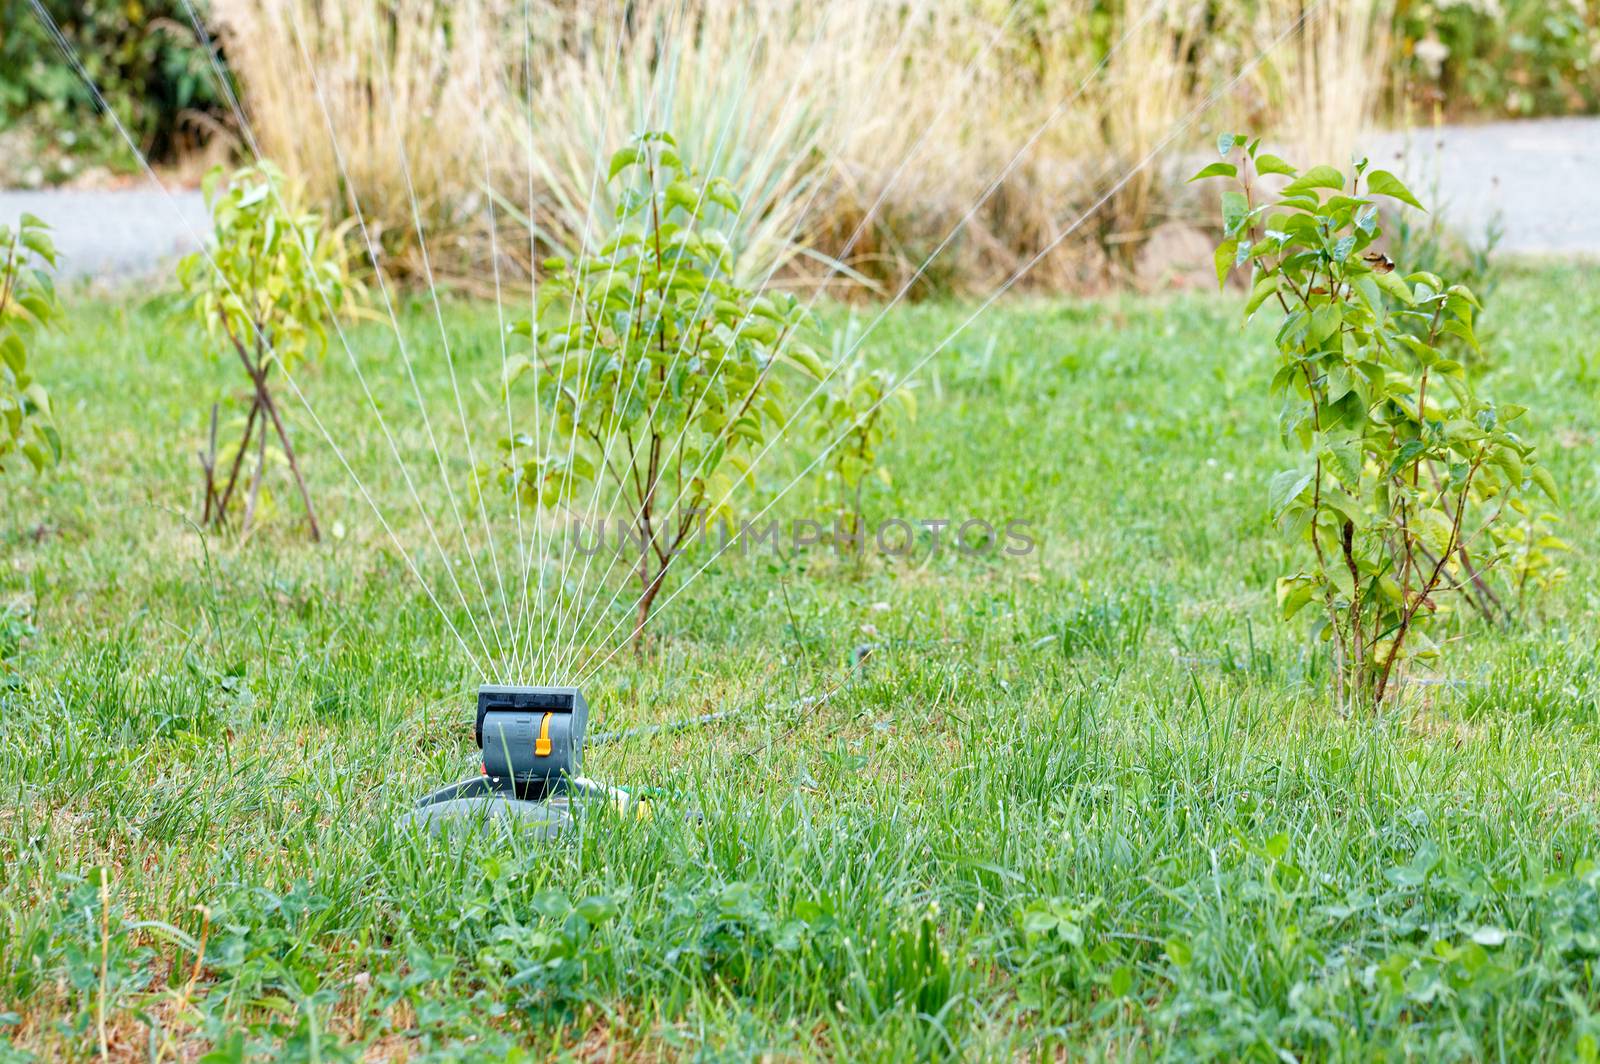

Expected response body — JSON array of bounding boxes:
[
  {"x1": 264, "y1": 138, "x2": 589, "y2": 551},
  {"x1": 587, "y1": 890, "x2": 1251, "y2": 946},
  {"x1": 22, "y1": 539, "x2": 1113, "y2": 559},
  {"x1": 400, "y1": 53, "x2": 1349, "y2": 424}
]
[
  {"x1": 0, "y1": 0, "x2": 229, "y2": 185},
  {"x1": 1393, "y1": 0, "x2": 1600, "y2": 117}
]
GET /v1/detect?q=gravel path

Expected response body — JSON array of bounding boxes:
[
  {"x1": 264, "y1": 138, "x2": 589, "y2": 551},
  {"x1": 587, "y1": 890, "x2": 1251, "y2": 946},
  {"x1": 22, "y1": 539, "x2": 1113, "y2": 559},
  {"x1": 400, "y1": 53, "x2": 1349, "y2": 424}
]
[
  {"x1": 0, "y1": 187, "x2": 208, "y2": 282},
  {"x1": 1367, "y1": 116, "x2": 1600, "y2": 257},
  {"x1": 4, "y1": 116, "x2": 1597, "y2": 283}
]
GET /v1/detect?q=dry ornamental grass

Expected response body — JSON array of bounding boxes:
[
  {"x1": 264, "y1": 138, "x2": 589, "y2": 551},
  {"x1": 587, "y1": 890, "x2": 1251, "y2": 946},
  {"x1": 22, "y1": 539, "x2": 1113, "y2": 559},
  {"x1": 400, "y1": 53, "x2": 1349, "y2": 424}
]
[{"x1": 211, "y1": 0, "x2": 1396, "y2": 296}]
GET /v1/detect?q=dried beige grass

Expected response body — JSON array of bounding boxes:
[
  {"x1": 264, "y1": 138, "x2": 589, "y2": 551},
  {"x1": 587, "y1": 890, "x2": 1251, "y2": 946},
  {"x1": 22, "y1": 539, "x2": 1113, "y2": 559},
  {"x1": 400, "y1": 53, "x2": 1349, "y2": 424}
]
[
  {"x1": 1249, "y1": 0, "x2": 1398, "y2": 165},
  {"x1": 211, "y1": 0, "x2": 1394, "y2": 295}
]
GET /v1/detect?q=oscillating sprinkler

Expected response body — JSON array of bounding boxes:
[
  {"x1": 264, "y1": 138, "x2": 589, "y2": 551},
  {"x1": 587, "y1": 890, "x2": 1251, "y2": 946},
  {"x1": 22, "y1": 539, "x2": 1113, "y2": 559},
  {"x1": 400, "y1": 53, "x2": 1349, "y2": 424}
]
[{"x1": 401, "y1": 684, "x2": 620, "y2": 836}]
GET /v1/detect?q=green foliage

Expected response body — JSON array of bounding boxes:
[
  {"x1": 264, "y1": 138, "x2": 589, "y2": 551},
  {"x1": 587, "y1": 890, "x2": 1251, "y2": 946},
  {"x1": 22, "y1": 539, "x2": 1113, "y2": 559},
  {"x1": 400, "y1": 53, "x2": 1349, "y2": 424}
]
[
  {"x1": 1394, "y1": 0, "x2": 1600, "y2": 117},
  {"x1": 178, "y1": 162, "x2": 356, "y2": 541},
  {"x1": 1386, "y1": 162, "x2": 1504, "y2": 364},
  {"x1": 503, "y1": 131, "x2": 827, "y2": 639},
  {"x1": 1202, "y1": 139, "x2": 1566, "y2": 705},
  {"x1": 3, "y1": 278, "x2": 1600, "y2": 1057},
  {"x1": 1501, "y1": 494, "x2": 1570, "y2": 615},
  {"x1": 0, "y1": 0, "x2": 228, "y2": 185},
  {"x1": 0, "y1": 602, "x2": 36, "y2": 678},
  {"x1": 850, "y1": 908, "x2": 960, "y2": 1021},
  {"x1": 813, "y1": 347, "x2": 915, "y2": 564},
  {"x1": 0, "y1": 213, "x2": 62, "y2": 476},
  {"x1": 179, "y1": 162, "x2": 353, "y2": 377}
]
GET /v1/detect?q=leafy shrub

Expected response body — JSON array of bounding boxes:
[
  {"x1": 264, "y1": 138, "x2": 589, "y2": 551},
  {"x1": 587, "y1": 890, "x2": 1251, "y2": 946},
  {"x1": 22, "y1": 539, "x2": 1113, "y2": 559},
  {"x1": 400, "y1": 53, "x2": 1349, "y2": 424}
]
[
  {"x1": 1201, "y1": 137, "x2": 1564, "y2": 706},
  {"x1": 813, "y1": 353, "x2": 915, "y2": 568},
  {"x1": 178, "y1": 161, "x2": 356, "y2": 542},
  {"x1": 0, "y1": 602, "x2": 36, "y2": 684},
  {"x1": 0, "y1": 213, "x2": 62, "y2": 476},
  {"x1": 503, "y1": 131, "x2": 827, "y2": 645},
  {"x1": 1389, "y1": 199, "x2": 1503, "y2": 364},
  {"x1": 0, "y1": 0, "x2": 228, "y2": 185},
  {"x1": 1382, "y1": 150, "x2": 1506, "y2": 369},
  {"x1": 1394, "y1": 0, "x2": 1600, "y2": 117}
]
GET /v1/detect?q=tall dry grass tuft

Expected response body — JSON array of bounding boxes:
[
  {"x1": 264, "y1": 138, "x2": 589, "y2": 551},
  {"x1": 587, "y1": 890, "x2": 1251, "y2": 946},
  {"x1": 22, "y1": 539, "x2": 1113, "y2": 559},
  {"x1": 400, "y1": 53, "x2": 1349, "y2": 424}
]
[
  {"x1": 1248, "y1": 0, "x2": 1397, "y2": 165},
  {"x1": 213, "y1": 0, "x2": 500, "y2": 280},
  {"x1": 211, "y1": 0, "x2": 1396, "y2": 296},
  {"x1": 503, "y1": 0, "x2": 869, "y2": 285},
  {"x1": 1094, "y1": 0, "x2": 1210, "y2": 280}
]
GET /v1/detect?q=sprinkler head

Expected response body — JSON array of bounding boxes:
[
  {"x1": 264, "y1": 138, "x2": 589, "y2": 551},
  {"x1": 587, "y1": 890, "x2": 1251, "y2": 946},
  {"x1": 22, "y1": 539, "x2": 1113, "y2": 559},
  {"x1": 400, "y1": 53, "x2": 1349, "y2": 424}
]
[
  {"x1": 475, "y1": 684, "x2": 590, "y2": 800},
  {"x1": 400, "y1": 684, "x2": 591, "y2": 837}
]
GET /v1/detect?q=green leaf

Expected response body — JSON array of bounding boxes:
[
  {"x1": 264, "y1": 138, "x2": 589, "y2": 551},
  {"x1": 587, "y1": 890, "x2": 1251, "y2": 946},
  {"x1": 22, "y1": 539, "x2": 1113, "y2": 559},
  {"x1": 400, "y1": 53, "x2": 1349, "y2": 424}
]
[
  {"x1": 1492, "y1": 445, "x2": 1524, "y2": 484},
  {"x1": 20, "y1": 229, "x2": 57, "y2": 268},
  {"x1": 1277, "y1": 575, "x2": 1316, "y2": 620},
  {"x1": 1322, "y1": 438, "x2": 1362, "y2": 487},
  {"x1": 1275, "y1": 194, "x2": 1321, "y2": 214},
  {"x1": 1327, "y1": 554, "x2": 1356, "y2": 598},
  {"x1": 607, "y1": 146, "x2": 641, "y2": 181},
  {"x1": 1280, "y1": 165, "x2": 1345, "y2": 197},
  {"x1": 706, "y1": 179, "x2": 740, "y2": 214},
  {"x1": 743, "y1": 321, "x2": 780, "y2": 346},
  {"x1": 236, "y1": 180, "x2": 270, "y2": 208},
  {"x1": 1418, "y1": 508, "x2": 1456, "y2": 555},
  {"x1": 1530, "y1": 464, "x2": 1560, "y2": 505},
  {"x1": 1319, "y1": 483, "x2": 1364, "y2": 528},
  {"x1": 502, "y1": 355, "x2": 532, "y2": 387},
  {"x1": 1254, "y1": 153, "x2": 1296, "y2": 177},
  {"x1": 731, "y1": 416, "x2": 764, "y2": 444},
  {"x1": 22, "y1": 440, "x2": 48, "y2": 472},
  {"x1": 664, "y1": 179, "x2": 700, "y2": 217},
  {"x1": 1374, "y1": 270, "x2": 1417, "y2": 306},
  {"x1": 1108, "y1": 965, "x2": 1134, "y2": 998},
  {"x1": 0, "y1": 335, "x2": 24, "y2": 374},
  {"x1": 1307, "y1": 303, "x2": 1343, "y2": 347},
  {"x1": 1441, "y1": 318, "x2": 1479, "y2": 354},
  {"x1": 23, "y1": 383, "x2": 50, "y2": 418},
  {"x1": 1221, "y1": 190, "x2": 1250, "y2": 235},
  {"x1": 1386, "y1": 439, "x2": 1427, "y2": 477},
  {"x1": 789, "y1": 346, "x2": 828, "y2": 380},
  {"x1": 1448, "y1": 283, "x2": 1482, "y2": 310},
  {"x1": 1244, "y1": 274, "x2": 1280, "y2": 318},
  {"x1": 1365, "y1": 170, "x2": 1426, "y2": 211},
  {"x1": 1269, "y1": 468, "x2": 1314, "y2": 517},
  {"x1": 1189, "y1": 162, "x2": 1237, "y2": 182},
  {"x1": 16, "y1": 292, "x2": 53, "y2": 323},
  {"x1": 1213, "y1": 239, "x2": 1238, "y2": 289}
]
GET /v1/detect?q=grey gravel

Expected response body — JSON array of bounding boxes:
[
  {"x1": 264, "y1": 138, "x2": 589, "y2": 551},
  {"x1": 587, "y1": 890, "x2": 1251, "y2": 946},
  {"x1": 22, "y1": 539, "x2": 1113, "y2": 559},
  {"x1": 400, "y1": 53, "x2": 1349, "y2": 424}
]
[
  {"x1": 3, "y1": 116, "x2": 1596, "y2": 284},
  {"x1": 1366, "y1": 116, "x2": 1600, "y2": 257},
  {"x1": 0, "y1": 187, "x2": 209, "y2": 283}
]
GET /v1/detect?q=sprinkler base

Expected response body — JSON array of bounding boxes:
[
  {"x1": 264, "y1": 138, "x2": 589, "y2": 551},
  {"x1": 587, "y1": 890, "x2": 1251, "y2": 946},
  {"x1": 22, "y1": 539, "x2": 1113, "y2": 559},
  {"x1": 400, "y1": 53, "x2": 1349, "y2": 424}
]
[
  {"x1": 400, "y1": 765, "x2": 576, "y2": 838},
  {"x1": 397, "y1": 786, "x2": 575, "y2": 839},
  {"x1": 400, "y1": 685, "x2": 650, "y2": 837}
]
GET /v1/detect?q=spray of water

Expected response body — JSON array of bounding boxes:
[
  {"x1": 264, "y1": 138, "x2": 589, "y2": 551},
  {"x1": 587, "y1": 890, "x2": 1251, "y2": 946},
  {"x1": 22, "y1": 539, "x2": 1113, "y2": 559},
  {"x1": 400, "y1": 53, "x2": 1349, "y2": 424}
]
[{"x1": 28, "y1": 0, "x2": 1329, "y2": 696}]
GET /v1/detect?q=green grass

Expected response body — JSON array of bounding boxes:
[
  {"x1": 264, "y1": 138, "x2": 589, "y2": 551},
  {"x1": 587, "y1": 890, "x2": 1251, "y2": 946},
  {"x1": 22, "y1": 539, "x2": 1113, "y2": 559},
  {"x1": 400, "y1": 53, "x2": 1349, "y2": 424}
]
[{"x1": 2, "y1": 265, "x2": 1599, "y2": 1060}]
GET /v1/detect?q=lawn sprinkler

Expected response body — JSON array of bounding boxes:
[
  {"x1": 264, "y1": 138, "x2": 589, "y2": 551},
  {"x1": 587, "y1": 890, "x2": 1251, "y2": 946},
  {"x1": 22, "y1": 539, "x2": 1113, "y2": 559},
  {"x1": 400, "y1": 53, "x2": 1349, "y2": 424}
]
[{"x1": 400, "y1": 684, "x2": 642, "y2": 837}]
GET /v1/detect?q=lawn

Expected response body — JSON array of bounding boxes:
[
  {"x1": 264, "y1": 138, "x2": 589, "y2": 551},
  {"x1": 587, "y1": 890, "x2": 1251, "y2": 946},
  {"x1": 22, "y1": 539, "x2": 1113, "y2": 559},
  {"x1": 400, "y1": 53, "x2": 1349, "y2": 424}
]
[{"x1": 2, "y1": 265, "x2": 1598, "y2": 1060}]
